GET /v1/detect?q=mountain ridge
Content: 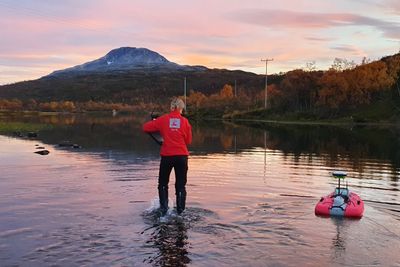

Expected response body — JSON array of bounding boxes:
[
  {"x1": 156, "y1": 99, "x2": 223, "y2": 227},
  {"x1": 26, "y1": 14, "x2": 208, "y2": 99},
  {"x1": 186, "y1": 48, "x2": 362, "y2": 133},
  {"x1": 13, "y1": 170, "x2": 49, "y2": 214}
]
[{"x1": 0, "y1": 46, "x2": 267, "y2": 103}]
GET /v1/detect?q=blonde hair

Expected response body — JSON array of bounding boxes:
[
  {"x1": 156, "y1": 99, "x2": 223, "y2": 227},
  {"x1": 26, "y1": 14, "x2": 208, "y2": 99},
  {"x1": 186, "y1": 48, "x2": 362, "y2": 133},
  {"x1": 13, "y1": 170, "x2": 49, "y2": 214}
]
[{"x1": 170, "y1": 97, "x2": 185, "y2": 111}]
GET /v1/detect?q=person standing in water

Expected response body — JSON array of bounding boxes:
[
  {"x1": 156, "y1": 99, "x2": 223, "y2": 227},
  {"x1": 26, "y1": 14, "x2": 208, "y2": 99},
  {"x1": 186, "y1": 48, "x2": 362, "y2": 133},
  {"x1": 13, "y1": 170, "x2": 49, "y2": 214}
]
[{"x1": 143, "y1": 97, "x2": 192, "y2": 216}]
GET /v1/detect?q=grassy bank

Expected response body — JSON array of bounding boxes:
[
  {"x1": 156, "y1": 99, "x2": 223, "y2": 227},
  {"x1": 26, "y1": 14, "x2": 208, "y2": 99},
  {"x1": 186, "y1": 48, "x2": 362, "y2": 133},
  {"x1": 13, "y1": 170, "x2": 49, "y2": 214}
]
[
  {"x1": 221, "y1": 99, "x2": 400, "y2": 126},
  {"x1": 0, "y1": 121, "x2": 53, "y2": 134}
]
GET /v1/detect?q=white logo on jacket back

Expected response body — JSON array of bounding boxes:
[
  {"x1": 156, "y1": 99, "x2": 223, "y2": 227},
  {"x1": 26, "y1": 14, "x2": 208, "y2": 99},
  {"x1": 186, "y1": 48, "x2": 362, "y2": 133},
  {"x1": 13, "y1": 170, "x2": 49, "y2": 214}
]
[{"x1": 169, "y1": 118, "x2": 181, "y2": 129}]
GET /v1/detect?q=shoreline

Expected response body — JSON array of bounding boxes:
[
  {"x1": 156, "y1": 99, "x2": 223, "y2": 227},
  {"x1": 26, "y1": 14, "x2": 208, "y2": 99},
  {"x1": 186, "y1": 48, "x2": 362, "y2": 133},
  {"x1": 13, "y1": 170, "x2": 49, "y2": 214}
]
[
  {"x1": 1, "y1": 109, "x2": 399, "y2": 129},
  {"x1": 222, "y1": 117, "x2": 400, "y2": 128}
]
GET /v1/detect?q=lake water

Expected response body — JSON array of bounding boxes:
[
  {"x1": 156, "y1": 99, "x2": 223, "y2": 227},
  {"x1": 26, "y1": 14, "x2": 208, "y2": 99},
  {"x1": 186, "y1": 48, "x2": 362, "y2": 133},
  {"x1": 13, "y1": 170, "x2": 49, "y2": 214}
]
[{"x1": 0, "y1": 113, "x2": 399, "y2": 267}]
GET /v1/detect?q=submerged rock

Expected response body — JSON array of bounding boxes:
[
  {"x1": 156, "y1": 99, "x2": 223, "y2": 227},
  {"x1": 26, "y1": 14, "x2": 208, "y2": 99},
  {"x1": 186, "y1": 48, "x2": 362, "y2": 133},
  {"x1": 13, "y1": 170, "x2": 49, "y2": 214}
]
[
  {"x1": 13, "y1": 131, "x2": 23, "y2": 137},
  {"x1": 34, "y1": 150, "x2": 50, "y2": 155},
  {"x1": 58, "y1": 141, "x2": 81, "y2": 149},
  {"x1": 27, "y1": 132, "x2": 38, "y2": 138},
  {"x1": 58, "y1": 141, "x2": 73, "y2": 147}
]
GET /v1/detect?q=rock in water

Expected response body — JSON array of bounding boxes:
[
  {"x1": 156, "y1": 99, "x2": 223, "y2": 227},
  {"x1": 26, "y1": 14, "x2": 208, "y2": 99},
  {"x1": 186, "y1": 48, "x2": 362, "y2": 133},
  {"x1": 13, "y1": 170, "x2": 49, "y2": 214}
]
[
  {"x1": 27, "y1": 132, "x2": 38, "y2": 138},
  {"x1": 34, "y1": 150, "x2": 50, "y2": 155}
]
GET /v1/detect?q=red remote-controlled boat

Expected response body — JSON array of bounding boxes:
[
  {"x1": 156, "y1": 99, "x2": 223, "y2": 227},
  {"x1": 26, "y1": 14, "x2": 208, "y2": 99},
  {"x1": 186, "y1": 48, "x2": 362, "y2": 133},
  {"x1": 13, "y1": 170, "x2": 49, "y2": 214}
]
[{"x1": 315, "y1": 171, "x2": 364, "y2": 218}]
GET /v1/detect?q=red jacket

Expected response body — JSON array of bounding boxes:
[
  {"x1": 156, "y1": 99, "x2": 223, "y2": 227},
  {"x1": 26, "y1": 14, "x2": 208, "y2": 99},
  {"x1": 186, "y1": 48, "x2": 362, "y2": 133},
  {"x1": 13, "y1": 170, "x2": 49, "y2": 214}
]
[{"x1": 143, "y1": 110, "x2": 192, "y2": 156}]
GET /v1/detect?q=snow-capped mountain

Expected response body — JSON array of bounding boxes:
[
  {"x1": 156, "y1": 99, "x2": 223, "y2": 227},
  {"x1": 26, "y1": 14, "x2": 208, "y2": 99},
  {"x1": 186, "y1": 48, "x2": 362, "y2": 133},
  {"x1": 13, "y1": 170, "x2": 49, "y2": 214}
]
[{"x1": 48, "y1": 47, "x2": 207, "y2": 76}]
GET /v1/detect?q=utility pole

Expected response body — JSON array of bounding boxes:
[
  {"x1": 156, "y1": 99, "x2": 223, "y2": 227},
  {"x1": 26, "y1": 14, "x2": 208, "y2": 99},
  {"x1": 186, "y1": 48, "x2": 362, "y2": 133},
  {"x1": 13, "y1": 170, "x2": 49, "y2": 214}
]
[
  {"x1": 261, "y1": 58, "x2": 273, "y2": 109},
  {"x1": 234, "y1": 80, "x2": 237, "y2": 97},
  {"x1": 184, "y1": 77, "x2": 187, "y2": 108}
]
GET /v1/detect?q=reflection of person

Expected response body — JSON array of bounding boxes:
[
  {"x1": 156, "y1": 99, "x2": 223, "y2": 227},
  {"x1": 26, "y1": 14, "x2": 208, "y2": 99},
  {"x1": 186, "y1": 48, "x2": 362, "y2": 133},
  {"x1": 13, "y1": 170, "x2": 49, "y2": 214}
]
[
  {"x1": 143, "y1": 97, "x2": 192, "y2": 216},
  {"x1": 147, "y1": 223, "x2": 191, "y2": 266}
]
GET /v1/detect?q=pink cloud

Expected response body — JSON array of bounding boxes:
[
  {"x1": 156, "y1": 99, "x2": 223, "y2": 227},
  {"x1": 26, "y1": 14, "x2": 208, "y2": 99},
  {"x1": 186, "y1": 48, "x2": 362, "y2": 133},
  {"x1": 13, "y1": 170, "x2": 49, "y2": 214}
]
[
  {"x1": 230, "y1": 9, "x2": 400, "y2": 39},
  {"x1": 305, "y1": 36, "x2": 334, "y2": 42},
  {"x1": 0, "y1": 0, "x2": 399, "y2": 85},
  {"x1": 229, "y1": 9, "x2": 356, "y2": 28},
  {"x1": 385, "y1": 0, "x2": 400, "y2": 14},
  {"x1": 330, "y1": 45, "x2": 367, "y2": 56}
]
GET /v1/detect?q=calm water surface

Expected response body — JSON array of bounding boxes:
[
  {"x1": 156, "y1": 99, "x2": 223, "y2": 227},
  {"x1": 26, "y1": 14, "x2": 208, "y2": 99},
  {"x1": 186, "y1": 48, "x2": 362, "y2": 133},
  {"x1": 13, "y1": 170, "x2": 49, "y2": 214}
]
[{"x1": 0, "y1": 113, "x2": 399, "y2": 267}]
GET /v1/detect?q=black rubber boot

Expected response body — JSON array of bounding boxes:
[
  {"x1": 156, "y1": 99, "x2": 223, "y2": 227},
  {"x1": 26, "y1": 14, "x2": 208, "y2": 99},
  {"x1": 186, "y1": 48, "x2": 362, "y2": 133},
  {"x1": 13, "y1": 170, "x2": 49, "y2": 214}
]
[
  {"x1": 176, "y1": 191, "x2": 186, "y2": 215},
  {"x1": 158, "y1": 186, "x2": 168, "y2": 216}
]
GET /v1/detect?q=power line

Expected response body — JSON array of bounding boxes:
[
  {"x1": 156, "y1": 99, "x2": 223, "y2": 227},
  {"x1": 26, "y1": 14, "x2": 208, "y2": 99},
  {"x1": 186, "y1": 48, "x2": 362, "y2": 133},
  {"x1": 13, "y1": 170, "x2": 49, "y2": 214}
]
[{"x1": 0, "y1": 1, "x2": 136, "y2": 37}]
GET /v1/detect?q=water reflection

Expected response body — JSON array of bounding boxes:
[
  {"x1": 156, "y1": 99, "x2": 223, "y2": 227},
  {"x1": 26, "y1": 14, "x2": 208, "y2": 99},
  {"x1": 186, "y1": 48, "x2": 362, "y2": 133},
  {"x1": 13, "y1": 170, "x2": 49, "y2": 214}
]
[
  {"x1": 1, "y1": 112, "x2": 399, "y2": 180},
  {"x1": 141, "y1": 206, "x2": 220, "y2": 266},
  {"x1": 1, "y1": 113, "x2": 400, "y2": 266},
  {"x1": 331, "y1": 218, "x2": 346, "y2": 260},
  {"x1": 145, "y1": 223, "x2": 190, "y2": 267}
]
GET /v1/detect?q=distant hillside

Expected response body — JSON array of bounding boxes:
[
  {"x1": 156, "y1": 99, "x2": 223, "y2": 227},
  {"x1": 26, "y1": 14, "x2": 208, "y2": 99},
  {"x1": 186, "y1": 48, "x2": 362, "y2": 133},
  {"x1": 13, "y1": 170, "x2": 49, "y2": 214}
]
[
  {"x1": 0, "y1": 47, "x2": 274, "y2": 104},
  {"x1": 4, "y1": 47, "x2": 398, "y2": 123}
]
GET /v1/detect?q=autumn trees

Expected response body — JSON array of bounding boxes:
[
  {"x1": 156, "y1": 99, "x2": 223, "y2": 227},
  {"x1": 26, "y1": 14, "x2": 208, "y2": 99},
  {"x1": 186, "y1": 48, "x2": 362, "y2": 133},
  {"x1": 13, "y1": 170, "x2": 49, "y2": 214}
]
[
  {"x1": 186, "y1": 83, "x2": 254, "y2": 116},
  {"x1": 274, "y1": 69, "x2": 322, "y2": 111},
  {"x1": 0, "y1": 99, "x2": 23, "y2": 110},
  {"x1": 1, "y1": 53, "x2": 399, "y2": 120},
  {"x1": 318, "y1": 60, "x2": 394, "y2": 111},
  {"x1": 0, "y1": 99, "x2": 136, "y2": 112},
  {"x1": 186, "y1": 53, "x2": 399, "y2": 119},
  {"x1": 266, "y1": 55, "x2": 399, "y2": 117}
]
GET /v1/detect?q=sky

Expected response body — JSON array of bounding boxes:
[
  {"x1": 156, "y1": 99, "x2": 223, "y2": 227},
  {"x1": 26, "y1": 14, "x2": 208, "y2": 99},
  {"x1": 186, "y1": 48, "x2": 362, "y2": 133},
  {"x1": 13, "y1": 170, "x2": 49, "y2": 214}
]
[{"x1": 0, "y1": 0, "x2": 400, "y2": 85}]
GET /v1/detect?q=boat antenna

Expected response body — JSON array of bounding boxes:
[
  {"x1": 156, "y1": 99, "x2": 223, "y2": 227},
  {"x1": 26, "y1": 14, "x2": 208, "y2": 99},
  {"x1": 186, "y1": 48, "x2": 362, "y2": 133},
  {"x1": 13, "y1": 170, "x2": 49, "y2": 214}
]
[{"x1": 333, "y1": 171, "x2": 347, "y2": 195}]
